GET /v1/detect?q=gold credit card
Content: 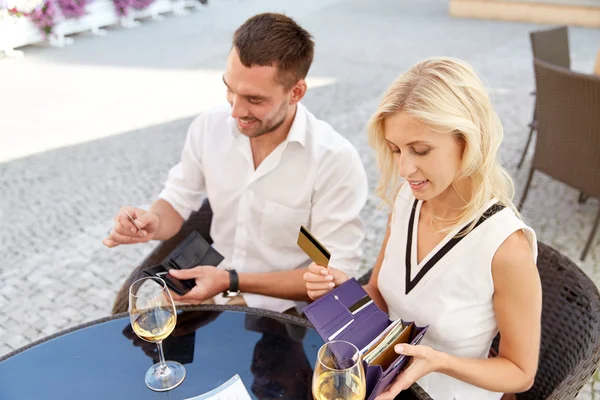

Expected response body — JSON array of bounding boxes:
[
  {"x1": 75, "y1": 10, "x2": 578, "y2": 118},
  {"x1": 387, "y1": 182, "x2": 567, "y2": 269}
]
[{"x1": 297, "y1": 225, "x2": 331, "y2": 267}]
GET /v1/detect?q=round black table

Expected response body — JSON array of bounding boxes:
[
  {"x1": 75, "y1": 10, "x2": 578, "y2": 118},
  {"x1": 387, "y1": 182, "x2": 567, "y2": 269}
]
[{"x1": 0, "y1": 305, "x2": 430, "y2": 400}]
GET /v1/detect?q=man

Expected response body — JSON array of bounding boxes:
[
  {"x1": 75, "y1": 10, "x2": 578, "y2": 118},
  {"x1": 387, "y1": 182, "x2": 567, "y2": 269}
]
[{"x1": 104, "y1": 12, "x2": 367, "y2": 314}]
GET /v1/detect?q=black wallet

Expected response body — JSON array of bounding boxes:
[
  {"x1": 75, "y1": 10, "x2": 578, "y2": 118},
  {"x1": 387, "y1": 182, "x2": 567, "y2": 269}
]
[{"x1": 142, "y1": 231, "x2": 224, "y2": 295}]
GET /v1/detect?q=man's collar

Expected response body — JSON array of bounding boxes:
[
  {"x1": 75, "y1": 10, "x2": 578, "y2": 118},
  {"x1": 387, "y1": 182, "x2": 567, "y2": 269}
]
[{"x1": 286, "y1": 102, "x2": 307, "y2": 147}]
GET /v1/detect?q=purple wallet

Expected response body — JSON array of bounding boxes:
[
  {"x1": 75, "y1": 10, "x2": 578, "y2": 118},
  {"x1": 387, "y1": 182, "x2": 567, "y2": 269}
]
[{"x1": 303, "y1": 278, "x2": 428, "y2": 400}]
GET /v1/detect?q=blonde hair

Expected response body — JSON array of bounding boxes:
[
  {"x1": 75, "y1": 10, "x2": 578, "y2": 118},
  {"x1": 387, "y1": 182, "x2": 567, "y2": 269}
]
[{"x1": 368, "y1": 57, "x2": 519, "y2": 233}]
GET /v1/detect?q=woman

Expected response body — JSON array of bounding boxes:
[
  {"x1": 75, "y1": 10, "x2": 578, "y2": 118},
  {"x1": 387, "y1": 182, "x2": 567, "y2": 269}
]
[{"x1": 304, "y1": 58, "x2": 542, "y2": 400}]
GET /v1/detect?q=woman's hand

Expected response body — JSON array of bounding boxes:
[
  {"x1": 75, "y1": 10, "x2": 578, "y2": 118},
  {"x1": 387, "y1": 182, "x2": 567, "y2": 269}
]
[
  {"x1": 303, "y1": 263, "x2": 349, "y2": 300},
  {"x1": 375, "y1": 344, "x2": 446, "y2": 400}
]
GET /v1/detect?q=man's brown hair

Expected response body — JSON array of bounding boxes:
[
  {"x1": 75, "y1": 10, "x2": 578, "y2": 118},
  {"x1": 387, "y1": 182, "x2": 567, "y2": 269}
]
[{"x1": 233, "y1": 13, "x2": 315, "y2": 90}]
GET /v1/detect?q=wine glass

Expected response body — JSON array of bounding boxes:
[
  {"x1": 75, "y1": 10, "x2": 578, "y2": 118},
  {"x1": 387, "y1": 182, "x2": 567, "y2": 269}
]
[
  {"x1": 129, "y1": 276, "x2": 186, "y2": 391},
  {"x1": 312, "y1": 340, "x2": 366, "y2": 400}
]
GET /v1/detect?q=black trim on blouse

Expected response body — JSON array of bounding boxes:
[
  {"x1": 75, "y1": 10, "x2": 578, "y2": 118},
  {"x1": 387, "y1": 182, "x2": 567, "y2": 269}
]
[{"x1": 405, "y1": 199, "x2": 505, "y2": 294}]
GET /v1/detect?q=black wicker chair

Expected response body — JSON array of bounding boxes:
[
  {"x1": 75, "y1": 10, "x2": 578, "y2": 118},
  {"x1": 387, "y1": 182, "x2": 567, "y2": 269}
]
[{"x1": 514, "y1": 242, "x2": 600, "y2": 399}]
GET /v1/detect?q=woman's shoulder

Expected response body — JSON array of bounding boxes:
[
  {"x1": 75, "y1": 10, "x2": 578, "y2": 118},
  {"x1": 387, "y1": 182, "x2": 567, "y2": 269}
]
[
  {"x1": 490, "y1": 205, "x2": 539, "y2": 275},
  {"x1": 496, "y1": 228, "x2": 534, "y2": 260},
  {"x1": 494, "y1": 204, "x2": 538, "y2": 256},
  {"x1": 491, "y1": 228, "x2": 541, "y2": 297},
  {"x1": 462, "y1": 200, "x2": 538, "y2": 267}
]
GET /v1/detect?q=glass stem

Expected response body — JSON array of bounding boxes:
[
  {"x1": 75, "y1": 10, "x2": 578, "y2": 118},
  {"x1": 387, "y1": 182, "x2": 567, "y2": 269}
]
[{"x1": 156, "y1": 341, "x2": 170, "y2": 375}]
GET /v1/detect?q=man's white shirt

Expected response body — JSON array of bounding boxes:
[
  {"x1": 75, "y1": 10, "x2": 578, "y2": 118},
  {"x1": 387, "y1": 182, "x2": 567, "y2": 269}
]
[{"x1": 159, "y1": 103, "x2": 368, "y2": 312}]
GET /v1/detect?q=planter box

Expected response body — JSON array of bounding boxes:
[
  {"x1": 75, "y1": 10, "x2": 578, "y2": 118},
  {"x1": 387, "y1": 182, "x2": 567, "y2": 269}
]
[
  {"x1": 56, "y1": 0, "x2": 119, "y2": 36},
  {"x1": 1, "y1": 0, "x2": 191, "y2": 55},
  {"x1": 0, "y1": 0, "x2": 120, "y2": 52},
  {"x1": 0, "y1": 16, "x2": 43, "y2": 51}
]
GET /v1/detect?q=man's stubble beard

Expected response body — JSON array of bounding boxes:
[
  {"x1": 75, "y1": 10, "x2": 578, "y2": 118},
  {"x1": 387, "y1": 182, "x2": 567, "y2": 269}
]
[{"x1": 246, "y1": 101, "x2": 289, "y2": 139}]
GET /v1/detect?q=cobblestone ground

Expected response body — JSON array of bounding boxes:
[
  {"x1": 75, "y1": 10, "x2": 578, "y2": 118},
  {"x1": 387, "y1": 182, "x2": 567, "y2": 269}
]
[{"x1": 1, "y1": 0, "x2": 600, "y2": 397}]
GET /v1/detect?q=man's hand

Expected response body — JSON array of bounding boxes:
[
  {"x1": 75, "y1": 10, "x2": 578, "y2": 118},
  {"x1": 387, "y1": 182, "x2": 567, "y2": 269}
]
[
  {"x1": 168, "y1": 266, "x2": 230, "y2": 305},
  {"x1": 103, "y1": 206, "x2": 160, "y2": 248}
]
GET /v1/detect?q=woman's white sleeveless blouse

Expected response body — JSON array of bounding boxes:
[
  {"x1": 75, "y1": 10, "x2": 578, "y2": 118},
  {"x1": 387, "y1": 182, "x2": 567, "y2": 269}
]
[{"x1": 378, "y1": 184, "x2": 537, "y2": 400}]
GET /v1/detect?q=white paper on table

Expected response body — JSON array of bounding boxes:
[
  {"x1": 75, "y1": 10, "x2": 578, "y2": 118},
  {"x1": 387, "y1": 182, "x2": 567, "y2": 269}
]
[{"x1": 184, "y1": 374, "x2": 252, "y2": 400}]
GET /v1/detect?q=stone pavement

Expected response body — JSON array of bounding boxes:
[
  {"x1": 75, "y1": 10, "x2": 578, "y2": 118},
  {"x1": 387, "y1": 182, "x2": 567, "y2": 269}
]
[{"x1": 1, "y1": 0, "x2": 600, "y2": 397}]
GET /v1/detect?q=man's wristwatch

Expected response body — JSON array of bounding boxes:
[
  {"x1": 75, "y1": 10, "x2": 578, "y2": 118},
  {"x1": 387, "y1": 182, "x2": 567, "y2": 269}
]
[{"x1": 222, "y1": 269, "x2": 241, "y2": 298}]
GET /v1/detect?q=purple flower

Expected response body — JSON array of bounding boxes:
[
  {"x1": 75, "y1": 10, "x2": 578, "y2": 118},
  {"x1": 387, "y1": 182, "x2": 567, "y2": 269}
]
[
  {"x1": 28, "y1": 0, "x2": 58, "y2": 36},
  {"x1": 113, "y1": 0, "x2": 130, "y2": 16},
  {"x1": 56, "y1": 0, "x2": 88, "y2": 18}
]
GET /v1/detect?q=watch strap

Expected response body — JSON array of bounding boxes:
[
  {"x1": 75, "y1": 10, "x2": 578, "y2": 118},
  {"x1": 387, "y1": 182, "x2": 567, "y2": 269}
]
[{"x1": 223, "y1": 269, "x2": 240, "y2": 297}]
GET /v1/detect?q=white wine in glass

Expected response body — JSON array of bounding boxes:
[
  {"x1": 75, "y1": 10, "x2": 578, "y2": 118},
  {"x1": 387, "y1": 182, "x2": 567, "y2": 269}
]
[
  {"x1": 312, "y1": 340, "x2": 366, "y2": 400},
  {"x1": 129, "y1": 277, "x2": 186, "y2": 392},
  {"x1": 132, "y1": 307, "x2": 176, "y2": 342}
]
